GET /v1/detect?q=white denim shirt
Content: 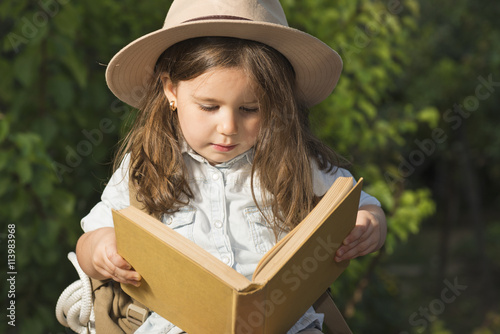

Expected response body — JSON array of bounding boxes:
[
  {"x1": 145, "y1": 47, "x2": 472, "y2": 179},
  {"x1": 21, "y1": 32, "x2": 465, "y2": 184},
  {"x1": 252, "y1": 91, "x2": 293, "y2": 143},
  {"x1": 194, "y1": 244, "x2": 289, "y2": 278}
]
[{"x1": 81, "y1": 148, "x2": 380, "y2": 334}]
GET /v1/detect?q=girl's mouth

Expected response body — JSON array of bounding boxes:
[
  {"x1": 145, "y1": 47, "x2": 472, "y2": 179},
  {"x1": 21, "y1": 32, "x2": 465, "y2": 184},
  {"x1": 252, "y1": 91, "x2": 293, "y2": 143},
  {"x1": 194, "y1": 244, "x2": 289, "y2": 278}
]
[{"x1": 212, "y1": 144, "x2": 237, "y2": 152}]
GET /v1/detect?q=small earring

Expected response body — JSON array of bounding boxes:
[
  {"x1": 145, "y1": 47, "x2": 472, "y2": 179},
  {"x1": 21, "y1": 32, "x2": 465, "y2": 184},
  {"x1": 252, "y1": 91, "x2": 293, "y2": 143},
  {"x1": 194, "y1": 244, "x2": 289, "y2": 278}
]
[{"x1": 169, "y1": 101, "x2": 177, "y2": 112}]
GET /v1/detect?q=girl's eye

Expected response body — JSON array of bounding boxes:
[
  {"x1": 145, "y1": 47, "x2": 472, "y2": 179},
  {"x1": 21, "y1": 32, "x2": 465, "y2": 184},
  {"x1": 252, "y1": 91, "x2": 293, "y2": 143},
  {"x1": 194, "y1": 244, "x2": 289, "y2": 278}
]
[
  {"x1": 199, "y1": 105, "x2": 218, "y2": 112},
  {"x1": 241, "y1": 106, "x2": 259, "y2": 113}
]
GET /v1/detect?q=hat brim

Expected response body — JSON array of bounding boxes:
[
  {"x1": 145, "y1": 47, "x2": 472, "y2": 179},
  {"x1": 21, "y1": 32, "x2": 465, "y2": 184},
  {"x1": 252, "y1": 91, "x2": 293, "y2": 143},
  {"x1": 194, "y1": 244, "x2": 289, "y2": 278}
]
[{"x1": 106, "y1": 19, "x2": 342, "y2": 108}]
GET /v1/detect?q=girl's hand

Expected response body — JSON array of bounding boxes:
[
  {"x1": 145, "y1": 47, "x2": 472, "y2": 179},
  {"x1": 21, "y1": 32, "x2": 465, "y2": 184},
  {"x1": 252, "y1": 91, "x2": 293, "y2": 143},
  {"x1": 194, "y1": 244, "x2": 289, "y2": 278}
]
[
  {"x1": 334, "y1": 205, "x2": 386, "y2": 262},
  {"x1": 76, "y1": 227, "x2": 141, "y2": 287}
]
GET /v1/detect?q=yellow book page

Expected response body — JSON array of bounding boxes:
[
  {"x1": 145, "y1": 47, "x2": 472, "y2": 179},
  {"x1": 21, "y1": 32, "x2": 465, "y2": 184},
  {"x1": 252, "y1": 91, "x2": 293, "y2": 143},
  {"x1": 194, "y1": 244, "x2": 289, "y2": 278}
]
[
  {"x1": 250, "y1": 223, "x2": 299, "y2": 280},
  {"x1": 252, "y1": 177, "x2": 358, "y2": 283}
]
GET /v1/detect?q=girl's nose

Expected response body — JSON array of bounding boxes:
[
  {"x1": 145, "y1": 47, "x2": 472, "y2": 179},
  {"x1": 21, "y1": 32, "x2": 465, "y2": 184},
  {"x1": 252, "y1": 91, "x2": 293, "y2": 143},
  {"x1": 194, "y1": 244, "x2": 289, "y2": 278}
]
[{"x1": 217, "y1": 111, "x2": 238, "y2": 136}]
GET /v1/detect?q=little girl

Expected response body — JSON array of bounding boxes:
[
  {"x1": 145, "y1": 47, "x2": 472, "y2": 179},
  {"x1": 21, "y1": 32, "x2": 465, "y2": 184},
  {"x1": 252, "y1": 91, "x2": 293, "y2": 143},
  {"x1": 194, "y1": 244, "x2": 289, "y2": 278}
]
[{"x1": 76, "y1": 0, "x2": 387, "y2": 333}]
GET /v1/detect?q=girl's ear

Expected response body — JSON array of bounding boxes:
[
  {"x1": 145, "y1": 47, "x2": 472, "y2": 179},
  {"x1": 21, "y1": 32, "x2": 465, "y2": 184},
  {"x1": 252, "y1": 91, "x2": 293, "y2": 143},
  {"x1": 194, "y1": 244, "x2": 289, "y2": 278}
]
[{"x1": 161, "y1": 75, "x2": 177, "y2": 103}]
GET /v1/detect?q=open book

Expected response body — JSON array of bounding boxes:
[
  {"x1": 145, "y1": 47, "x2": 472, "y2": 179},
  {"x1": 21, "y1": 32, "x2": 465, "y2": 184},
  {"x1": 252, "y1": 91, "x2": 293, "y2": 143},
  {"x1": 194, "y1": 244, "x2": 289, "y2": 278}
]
[{"x1": 113, "y1": 177, "x2": 362, "y2": 334}]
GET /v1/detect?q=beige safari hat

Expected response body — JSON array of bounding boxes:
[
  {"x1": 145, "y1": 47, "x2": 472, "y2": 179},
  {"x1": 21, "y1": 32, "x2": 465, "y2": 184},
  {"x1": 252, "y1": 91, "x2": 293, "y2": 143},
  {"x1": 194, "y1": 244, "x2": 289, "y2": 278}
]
[{"x1": 105, "y1": 0, "x2": 342, "y2": 108}]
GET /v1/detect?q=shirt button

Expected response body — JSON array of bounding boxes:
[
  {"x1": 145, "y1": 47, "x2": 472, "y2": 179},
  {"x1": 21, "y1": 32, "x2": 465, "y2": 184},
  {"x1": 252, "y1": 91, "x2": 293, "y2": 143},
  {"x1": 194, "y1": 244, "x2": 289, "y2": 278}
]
[
  {"x1": 212, "y1": 173, "x2": 220, "y2": 181},
  {"x1": 214, "y1": 220, "x2": 223, "y2": 229},
  {"x1": 165, "y1": 217, "x2": 173, "y2": 225},
  {"x1": 222, "y1": 256, "x2": 230, "y2": 265}
]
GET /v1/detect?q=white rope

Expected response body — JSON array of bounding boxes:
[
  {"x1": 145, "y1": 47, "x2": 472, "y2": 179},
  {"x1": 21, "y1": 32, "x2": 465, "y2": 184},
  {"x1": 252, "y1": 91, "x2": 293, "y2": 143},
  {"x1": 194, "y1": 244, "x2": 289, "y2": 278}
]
[{"x1": 55, "y1": 252, "x2": 96, "y2": 334}]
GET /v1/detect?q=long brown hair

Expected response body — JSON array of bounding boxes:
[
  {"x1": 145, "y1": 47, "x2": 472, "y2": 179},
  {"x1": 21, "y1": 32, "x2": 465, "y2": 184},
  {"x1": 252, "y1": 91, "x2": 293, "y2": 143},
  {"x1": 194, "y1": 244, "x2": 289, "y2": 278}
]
[{"x1": 114, "y1": 37, "x2": 345, "y2": 235}]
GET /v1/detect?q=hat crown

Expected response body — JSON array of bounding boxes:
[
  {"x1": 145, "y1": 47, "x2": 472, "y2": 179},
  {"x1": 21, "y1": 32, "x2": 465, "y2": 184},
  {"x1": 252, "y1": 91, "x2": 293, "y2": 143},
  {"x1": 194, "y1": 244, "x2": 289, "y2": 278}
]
[
  {"x1": 106, "y1": 0, "x2": 342, "y2": 109},
  {"x1": 164, "y1": 0, "x2": 288, "y2": 28}
]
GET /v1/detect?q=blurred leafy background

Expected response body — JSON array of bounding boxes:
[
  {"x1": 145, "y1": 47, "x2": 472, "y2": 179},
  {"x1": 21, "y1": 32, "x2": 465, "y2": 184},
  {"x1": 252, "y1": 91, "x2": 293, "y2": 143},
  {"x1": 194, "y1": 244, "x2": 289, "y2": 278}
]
[{"x1": 1, "y1": 0, "x2": 499, "y2": 333}]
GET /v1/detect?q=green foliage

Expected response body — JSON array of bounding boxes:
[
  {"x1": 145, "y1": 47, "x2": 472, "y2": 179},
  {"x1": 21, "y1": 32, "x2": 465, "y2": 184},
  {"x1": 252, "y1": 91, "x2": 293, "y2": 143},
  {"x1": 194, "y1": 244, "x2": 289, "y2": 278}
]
[
  {"x1": 285, "y1": 0, "x2": 499, "y2": 333},
  {"x1": 0, "y1": 115, "x2": 78, "y2": 334},
  {"x1": 280, "y1": 2, "x2": 441, "y2": 332},
  {"x1": 2, "y1": 0, "x2": 497, "y2": 333},
  {"x1": 1, "y1": 1, "x2": 170, "y2": 332},
  {"x1": 283, "y1": 0, "x2": 436, "y2": 247}
]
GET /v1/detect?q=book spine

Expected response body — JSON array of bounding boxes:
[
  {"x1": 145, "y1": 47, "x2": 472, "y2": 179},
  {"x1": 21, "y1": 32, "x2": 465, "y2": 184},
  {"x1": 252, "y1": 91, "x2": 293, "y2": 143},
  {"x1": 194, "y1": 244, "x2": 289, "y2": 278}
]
[{"x1": 232, "y1": 286, "x2": 266, "y2": 334}]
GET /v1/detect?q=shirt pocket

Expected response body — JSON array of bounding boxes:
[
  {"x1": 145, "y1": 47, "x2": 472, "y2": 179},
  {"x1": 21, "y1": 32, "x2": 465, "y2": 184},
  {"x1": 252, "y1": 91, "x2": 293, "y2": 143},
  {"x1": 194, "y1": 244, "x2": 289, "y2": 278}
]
[
  {"x1": 244, "y1": 206, "x2": 275, "y2": 254},
  {"x1": 162, "y1": 206, "x2": 196, "y2": 242}
]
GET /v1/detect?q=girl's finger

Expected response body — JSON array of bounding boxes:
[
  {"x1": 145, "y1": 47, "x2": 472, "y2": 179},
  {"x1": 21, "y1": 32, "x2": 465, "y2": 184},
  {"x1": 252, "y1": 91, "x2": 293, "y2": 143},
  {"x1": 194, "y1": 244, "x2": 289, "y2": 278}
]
[
  {"x1": 344, "y1": 222, "x2": 374, "y2": 247},
  {"x1": 99, "y1": 255, "x2": 141, "y2": 286},
  {"x1": 335, "y1": 233, "x2": 378, "y2": 261},
  {"x1": 108, "y1": 249, "x2": 132, "y2": 270},
  {"x1": 342, "y1": 224, "x2": 366, "y2": 245}
]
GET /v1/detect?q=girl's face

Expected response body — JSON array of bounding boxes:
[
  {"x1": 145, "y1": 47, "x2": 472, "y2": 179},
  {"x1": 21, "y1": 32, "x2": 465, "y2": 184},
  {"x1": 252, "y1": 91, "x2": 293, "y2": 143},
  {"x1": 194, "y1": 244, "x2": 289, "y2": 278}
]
[{"x1": 163, "y1": 67, "x2": 261, "y2": 165}]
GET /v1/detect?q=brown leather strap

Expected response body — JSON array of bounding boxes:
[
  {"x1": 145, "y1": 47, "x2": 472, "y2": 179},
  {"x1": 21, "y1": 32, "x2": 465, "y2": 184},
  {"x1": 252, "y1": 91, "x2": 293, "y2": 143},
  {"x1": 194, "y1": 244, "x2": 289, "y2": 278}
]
[
  {"x1": 313, "y1": 290, "x2": 352, "y2": 334},
  {"x1": 91, "y1": 278, "x2": 147, "y2": 333},
  {"x1": 128, "y1": 177, "x2": 146, "y2": 212}
]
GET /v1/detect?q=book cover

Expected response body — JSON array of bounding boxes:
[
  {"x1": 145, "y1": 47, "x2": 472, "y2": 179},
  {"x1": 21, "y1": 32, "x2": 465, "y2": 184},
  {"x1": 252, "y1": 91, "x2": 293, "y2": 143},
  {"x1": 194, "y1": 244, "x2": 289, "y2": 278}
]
[{"x1": 114, "y1": 177, "x2": 362, "y2": 333}]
